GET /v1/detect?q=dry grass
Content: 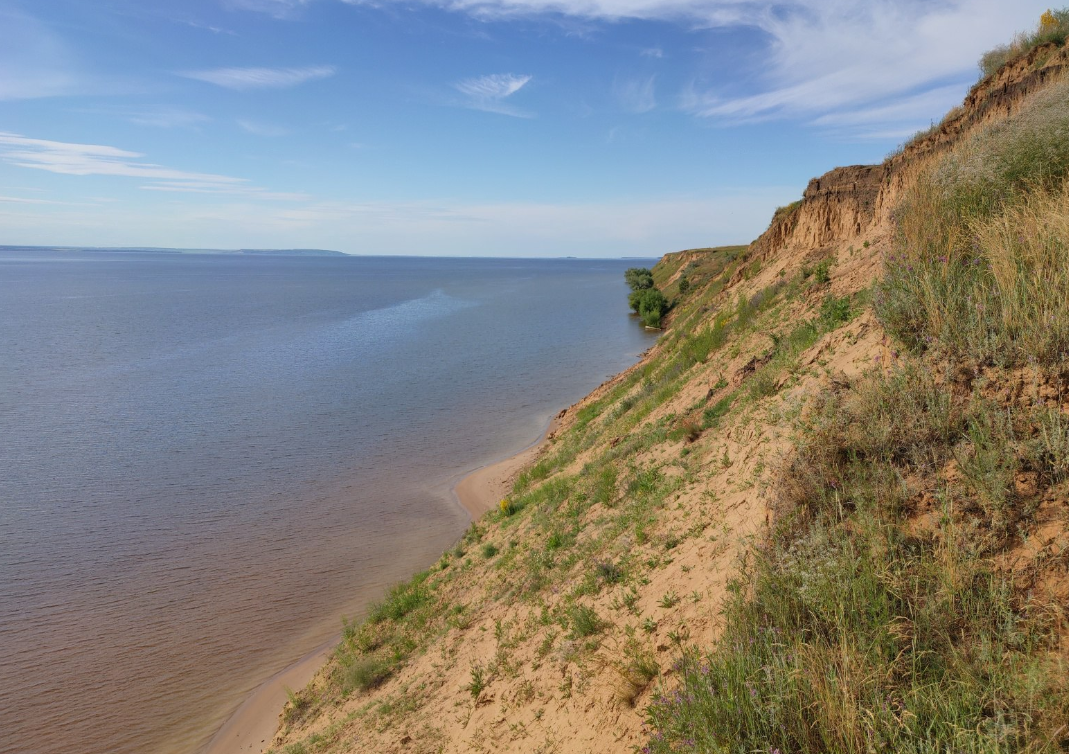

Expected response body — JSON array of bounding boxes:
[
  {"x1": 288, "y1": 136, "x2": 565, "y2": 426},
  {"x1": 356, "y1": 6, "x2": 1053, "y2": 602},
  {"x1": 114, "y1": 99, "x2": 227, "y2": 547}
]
[{"x1": 876, "y1": 78, "x2": 1069, "y2": 366}]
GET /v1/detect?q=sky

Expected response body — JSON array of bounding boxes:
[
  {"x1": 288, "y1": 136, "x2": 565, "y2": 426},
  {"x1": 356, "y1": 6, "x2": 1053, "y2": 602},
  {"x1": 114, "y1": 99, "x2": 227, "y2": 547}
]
[{"x1": 0, "y1": 0, "x2": 1055, "y2": 256}]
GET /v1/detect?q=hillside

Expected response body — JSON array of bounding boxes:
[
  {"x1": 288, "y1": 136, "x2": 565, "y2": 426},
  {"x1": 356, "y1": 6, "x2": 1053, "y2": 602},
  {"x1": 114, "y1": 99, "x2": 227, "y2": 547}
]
[{"x1": 269, "y1": 25, "x2": 1069, "y2": 754}]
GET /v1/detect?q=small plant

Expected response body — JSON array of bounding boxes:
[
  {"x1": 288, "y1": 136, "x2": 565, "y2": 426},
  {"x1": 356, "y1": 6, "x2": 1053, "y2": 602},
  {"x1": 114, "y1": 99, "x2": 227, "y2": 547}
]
[
  {"x1": 641, "y1": 617, "x2": 657, "y2": 633},
  {"x1": 499, "y1": 498, "x2": 515, "y2": 516},
  {"x1": 339, "y1": 656, "x2": 391, "y2": 692},
  {"x1": 702, "y1": 394, "x2": 734, "y2": 428},
  {"x1": 658, "y1": 591, "x2": 680, "y2": 609},
  {"x1": 595, "y1": 559, "x2": 625, "y2": 585},
  {"x1": 481, "y1": 542, "x2": 499, "y2": 559},
  {"x1": 568, "y1": 604, "x2": 604, "y2": 638},
  {"x1": 466, "y1": 663, "x2": 487, "y2": 700}
]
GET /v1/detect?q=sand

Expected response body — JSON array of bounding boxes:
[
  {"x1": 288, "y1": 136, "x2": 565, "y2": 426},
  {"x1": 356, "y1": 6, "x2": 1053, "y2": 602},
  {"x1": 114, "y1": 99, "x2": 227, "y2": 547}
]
[
  {"x1": 201, "y1": 415, "x2": 560, "y2": 753},
  {"x1": 452, "y1": 415, "x2": 560, "y2": 518},
  {"x1": 203, "y1": 642, "x2": 333, "y2": 754}
]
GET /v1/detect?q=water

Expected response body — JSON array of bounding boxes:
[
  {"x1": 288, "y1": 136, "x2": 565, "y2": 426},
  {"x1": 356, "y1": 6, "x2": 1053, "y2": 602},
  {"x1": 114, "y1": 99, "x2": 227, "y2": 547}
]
[{"x1": 0, "y1": 250, "x2": 656, "y2": 754}]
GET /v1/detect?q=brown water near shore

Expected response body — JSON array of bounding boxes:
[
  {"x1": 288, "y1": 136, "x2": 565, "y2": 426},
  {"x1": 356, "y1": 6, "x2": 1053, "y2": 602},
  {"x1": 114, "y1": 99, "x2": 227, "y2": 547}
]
[
  {"x1": 204, "y1": 418, "x2": 558, "y2": 754},
  {"x1": 1, "y1": 253, "x2": 656, "y2": 754}
]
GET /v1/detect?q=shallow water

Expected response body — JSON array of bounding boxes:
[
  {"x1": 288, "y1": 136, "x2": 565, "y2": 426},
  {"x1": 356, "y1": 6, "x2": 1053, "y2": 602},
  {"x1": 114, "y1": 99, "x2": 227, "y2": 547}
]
[{"x1": 0, "y1": 250, "x2": 656, "y2": 754}]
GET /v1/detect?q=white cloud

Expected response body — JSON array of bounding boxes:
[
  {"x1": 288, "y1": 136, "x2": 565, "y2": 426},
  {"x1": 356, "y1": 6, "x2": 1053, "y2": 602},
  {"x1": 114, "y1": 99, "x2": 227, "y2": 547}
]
[
  {"x1": 238, "y1": 119, "x2": 290, "y2": 136},
  {"x1": 338, "y1": 0, "x2": 1052, "y2": 132},
  {"x1": 641, "y1": 47, "x2": 664, "y2": 58},
  {"x1": 614, "y1": 75, "x2": 656, "y2": 113},
  {"x1": 455, "y1": 72, "x2": 531, "y2": 99},
  {"x1": 180, "y1": 65, "x2": 336, "y2": 90},
  {"x1": 0, "y1": 131, "x2": 245, "y2": 187},
  {"x1": 453, "y1": 73, "x2": 533, "y2": 116}
]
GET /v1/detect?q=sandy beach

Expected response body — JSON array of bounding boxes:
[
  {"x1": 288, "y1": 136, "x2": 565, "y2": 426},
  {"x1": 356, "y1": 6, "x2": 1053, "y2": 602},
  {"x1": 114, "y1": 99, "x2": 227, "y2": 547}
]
[
  {"x1": 452, "y1": 413, "x2": 561, "y2": 518},
  {"x1": 201, "y1": 414, "x2": 560, "y2": 754}
]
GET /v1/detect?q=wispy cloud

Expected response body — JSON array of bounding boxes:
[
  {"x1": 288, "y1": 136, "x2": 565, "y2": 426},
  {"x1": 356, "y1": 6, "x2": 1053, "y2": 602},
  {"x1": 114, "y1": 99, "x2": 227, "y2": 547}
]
[
  {"x1": 224, "y1": 0, "x2": 314, "y2": 19},
  {"x1": 0, "y1": 131, "x2": 245, "y2": 187},
  {"x1": 614, "y1": 75, "x2": 657, "y2": 114},
  {"x1": 180, "y1": 65, "x2": 336, "y2": 90},
  {"x1": 338, "y1": 0, "x2": 1050, "y2": 133},
  {"x1": 238, "y1": 119, "x2": 289, "y2": 136},
  {"x1": 640, "y1": 47, "x2": 664, "y2": 58},
  {"x1": 453, "y1": 73, "x2": 533, "y2": 116},
  {"x1": 139, "y1": 182, "x2": 310, "y2": 201},
  {"x1": 125, "y1": 106, "x2": 211, "y2": 129}
]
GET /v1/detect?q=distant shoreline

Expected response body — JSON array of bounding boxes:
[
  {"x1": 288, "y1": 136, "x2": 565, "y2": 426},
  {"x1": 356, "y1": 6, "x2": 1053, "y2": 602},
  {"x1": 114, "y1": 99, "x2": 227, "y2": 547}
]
[{"x1": 0, "y1": 245, "x2": 346, "y2": 256}]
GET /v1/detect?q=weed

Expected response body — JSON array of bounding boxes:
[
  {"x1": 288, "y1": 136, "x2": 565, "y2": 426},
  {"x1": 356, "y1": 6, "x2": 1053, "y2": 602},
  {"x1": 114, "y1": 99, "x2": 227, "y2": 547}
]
[
  {"x1": 658, "y1": 591, "x2": 680, "y2": 609},
  {"x1": 481, "y1": 542, "x2": 499, "y2": 559},
  {"x1": 466, "y1": 663, "x2": 488, "y2": 700},
  {"x1": 702, "y1": 395, "x2": 734, "y2": 428},
  {"x1": 595, "y1": 559, "x2": 625, "y2": 585},
  {"x1": 568, "y1": 605, "x2": 604, "y2": 638},
  {"x1": 338, "y1": 656, "x2": 391, "y2": 693}
]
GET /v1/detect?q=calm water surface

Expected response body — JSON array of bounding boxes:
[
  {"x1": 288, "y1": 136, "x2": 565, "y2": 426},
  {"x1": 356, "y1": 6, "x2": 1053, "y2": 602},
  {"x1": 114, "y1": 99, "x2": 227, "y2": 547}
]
[{"x1": 0, "y1": 250, "x2": 656, "y2": 754}]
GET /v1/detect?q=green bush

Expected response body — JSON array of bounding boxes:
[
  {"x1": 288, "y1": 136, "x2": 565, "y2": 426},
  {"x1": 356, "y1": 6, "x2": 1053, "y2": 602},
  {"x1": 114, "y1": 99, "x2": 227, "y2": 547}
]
[
  {"x1": 567, "y1": 604, "x2": 604, "y2": 638},
  {"x1": 629, "y1": 288, "x2": 669, "y2": 328},
  {"x1": 625, "y1": 267, "x2": 654, "y2": 291}
]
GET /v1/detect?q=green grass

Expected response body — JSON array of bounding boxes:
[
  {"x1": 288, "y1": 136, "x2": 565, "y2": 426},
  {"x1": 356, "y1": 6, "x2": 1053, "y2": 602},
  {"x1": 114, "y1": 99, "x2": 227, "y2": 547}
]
[{"x1": 644, "y1": 359, "x2": 1069, "y2": 754}]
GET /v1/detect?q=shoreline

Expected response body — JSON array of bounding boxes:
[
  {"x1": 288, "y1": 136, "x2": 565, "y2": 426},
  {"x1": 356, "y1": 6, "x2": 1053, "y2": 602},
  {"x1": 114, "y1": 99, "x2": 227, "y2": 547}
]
[
  {"x1": 451, "y1": 412, "x2": 561, "y2": 518},
  {"x1": 202, "y1": 413, "x2": 561, "y2": 754}
]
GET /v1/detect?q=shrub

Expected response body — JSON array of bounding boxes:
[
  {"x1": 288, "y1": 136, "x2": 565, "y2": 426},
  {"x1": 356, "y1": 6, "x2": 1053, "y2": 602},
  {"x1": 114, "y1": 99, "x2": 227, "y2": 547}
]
[
  {"x1": 339, "y1": 656, "x2": 391, "y2": 692},
  {"x1": 629, "y1": 288, "x2": 670, "y2": 328},
  {"x1": 466, "y1": 663, "x2": 488, "y2": 700},
  {"x1": 595, "y1": 559, "x2": 624, "y2": 584},
  {"x1": 625, "y1": 267, "x2": 654, "y2": 291},
  {"x1": 481, "y1": 542, "x2": 499, "y2": 558},
  {"x1": 645, "y1": 361, "x2": 1069, "y2": 754},
  {"x1": 568, "y1": 604, "x2": 604, "y2": 638},
  {"x1": 702, "y1": 394, "x2": 734, "y2": 428},
  {"x1": 367, "y1": 579, "x2": 430, "y2": 624}
]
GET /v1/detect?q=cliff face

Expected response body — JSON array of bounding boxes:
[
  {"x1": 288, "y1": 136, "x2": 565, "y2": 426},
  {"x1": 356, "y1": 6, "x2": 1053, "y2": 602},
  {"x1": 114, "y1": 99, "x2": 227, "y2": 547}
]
[
  {"x1": 748, "y1": 42, "x2": 1069, "y2": 274},
  {"x1": 266, "y1": 42, "x2": 1069, "y2": 754}
]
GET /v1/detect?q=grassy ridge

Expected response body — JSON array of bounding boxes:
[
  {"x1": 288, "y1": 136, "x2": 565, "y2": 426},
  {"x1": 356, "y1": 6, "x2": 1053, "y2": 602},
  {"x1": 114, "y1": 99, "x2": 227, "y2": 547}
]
[{"x1": 644, "y1": 39, "x2": 1069, "y2": 754}]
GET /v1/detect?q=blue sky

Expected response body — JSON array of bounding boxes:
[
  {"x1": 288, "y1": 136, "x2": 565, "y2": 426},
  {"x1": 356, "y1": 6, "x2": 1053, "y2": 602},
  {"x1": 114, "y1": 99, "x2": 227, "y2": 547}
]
[{"x1": 0, "y1": 0, "x2": 1054, "y2": 256}]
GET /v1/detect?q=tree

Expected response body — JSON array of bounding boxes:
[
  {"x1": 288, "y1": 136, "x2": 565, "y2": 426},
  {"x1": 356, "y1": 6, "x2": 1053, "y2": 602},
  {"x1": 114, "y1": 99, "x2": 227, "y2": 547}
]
[
  {"x1": 631, "y1": 288, "x2": 668, "y2": 328},
  {"x1": 625, "y1": 267, "x2": 654, "y2": 291}
]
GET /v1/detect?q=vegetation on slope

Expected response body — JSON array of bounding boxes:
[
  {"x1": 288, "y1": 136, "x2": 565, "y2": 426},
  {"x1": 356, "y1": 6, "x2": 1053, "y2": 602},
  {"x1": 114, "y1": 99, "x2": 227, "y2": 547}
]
[
  {"x1": 980, "y1": 9, "x2": 1069, "y2": 78},
  {"x1": 645, "y1": 31, "x2": 1069, "y2": 754},
  {"x1": 270, "y1": 19, "x2": 1069, "y2": 754}
]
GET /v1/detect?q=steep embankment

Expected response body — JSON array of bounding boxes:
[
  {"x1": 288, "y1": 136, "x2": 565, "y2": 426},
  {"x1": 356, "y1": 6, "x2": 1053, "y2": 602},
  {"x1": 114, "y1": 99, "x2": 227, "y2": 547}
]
[{"x1": 269, "y1": 37, "x2": 1069, "y2": 754}]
